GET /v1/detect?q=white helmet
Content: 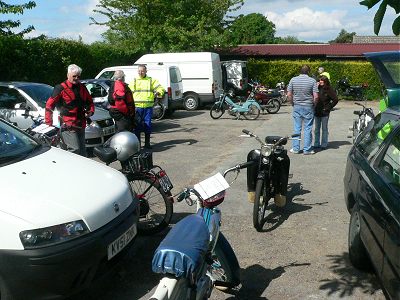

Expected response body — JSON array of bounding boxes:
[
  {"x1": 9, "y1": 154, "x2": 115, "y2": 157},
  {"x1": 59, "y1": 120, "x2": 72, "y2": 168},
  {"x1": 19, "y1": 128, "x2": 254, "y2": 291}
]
[{"x1": 108, "y1": 131, "x2": 140, "y2": 161}]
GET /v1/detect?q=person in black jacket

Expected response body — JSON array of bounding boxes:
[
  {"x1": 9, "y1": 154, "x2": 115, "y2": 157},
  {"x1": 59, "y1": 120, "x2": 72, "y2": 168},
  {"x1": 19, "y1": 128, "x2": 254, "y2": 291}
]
[{"x1": 314, "y1": 75, "x2": 338, "y2": 150}]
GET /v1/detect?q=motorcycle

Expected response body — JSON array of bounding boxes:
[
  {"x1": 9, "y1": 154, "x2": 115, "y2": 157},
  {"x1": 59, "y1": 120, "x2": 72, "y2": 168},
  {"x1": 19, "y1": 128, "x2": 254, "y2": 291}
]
[
  {"x1": 248, "y1": 82, "x2": 281, "y2": 114},
  {"x1": 275, "y1": 81, "x2": 288, "y2": 105},
  {"x1": 241, "y1": 129, "x2": 300, "y2": 231},
  {"x1": 348, "y1": 101, "x2": 375, "y2": 143},
  {"x1": 336, "y1": 77, "x2": 368, "y2": 101},
  {"x1": 149, "y1": 164, "x2": 249, "y2": 300}
]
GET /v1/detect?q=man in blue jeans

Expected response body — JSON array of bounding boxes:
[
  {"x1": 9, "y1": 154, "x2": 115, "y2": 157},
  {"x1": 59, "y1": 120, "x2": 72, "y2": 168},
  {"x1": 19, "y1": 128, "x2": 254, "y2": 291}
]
[{"x1": 287, "y1": 65, "x2": 319, "y2": 155}]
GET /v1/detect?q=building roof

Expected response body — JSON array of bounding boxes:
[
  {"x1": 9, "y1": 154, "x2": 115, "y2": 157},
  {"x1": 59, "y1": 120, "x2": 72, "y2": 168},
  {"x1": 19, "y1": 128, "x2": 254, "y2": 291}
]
[{"x1": 224, "y1": 43, "x2": 400, "y2": 59}]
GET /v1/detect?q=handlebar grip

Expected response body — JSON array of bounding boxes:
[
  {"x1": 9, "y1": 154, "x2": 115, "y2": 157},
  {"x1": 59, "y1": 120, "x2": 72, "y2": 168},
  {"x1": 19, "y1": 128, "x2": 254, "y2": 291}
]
[
  {"x1": 238, "y1": 160, "x2": 255, "y2": 169},
  {"x1": 177, "y1": 191, "x2": 187, "y2": 202},
  {"x1": 291, "y1": 133, "x2": 300, "y2": 138},
  {"x1": 242, "y1": 129, "x2": 251, "y2": 135}
]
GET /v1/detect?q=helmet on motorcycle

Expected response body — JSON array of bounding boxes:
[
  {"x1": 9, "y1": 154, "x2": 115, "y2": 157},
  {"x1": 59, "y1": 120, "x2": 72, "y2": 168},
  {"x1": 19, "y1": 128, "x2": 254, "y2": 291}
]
[{"x1": 108, "y1": 131, "x2": 140, "y2": 161}]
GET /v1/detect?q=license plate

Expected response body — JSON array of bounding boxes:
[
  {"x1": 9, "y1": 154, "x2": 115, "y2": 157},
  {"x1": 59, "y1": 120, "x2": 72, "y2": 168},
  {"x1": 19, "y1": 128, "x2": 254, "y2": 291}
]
[
  {"x1": 107, "y1": 223, "x2": 137, "y2": 260},
  {"x1": 158, "y1": 171, "x2": 173, "y2": 193},
  {"x1": 103, "y1": 126, "x2": 115, "y2": 136}
]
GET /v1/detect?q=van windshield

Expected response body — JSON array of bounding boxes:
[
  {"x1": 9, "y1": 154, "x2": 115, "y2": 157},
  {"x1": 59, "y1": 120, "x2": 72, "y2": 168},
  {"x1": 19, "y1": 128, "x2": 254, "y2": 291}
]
[{"x1": 98, "y1": 71, "x2": 115, "y2": 80}]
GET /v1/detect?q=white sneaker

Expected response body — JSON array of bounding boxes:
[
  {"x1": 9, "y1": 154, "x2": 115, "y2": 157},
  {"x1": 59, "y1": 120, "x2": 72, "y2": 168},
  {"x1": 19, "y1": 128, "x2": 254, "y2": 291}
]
[{"x1": 289, "y1": 148, "x2": 300, "y2": 154}]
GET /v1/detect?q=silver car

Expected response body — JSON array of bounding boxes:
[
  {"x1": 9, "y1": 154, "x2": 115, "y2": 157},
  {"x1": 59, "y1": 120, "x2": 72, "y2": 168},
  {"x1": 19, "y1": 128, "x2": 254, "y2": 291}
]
[{"x1": 0, "y1": 81, "x2": 115, "y2": 148}]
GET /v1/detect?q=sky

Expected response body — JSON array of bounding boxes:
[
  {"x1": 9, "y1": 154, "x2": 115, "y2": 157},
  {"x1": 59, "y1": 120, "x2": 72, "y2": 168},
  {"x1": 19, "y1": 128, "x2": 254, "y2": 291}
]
[{"x1": 2, "y1": 0, "x2": 399, "y2": 44}]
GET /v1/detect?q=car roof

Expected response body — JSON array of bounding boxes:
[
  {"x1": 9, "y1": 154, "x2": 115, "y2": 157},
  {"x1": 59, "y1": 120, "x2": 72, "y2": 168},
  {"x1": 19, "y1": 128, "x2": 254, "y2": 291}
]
[
  {"x1": 364, "y1": 51, "x2": 400, "y2": 89},
  {"x1": 384, "y1": 105, "x2": 400, "y2": 116}
]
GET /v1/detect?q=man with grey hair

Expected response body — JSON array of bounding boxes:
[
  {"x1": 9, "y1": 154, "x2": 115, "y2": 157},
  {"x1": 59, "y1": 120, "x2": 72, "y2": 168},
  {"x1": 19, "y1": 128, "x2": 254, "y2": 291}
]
[
  {"x1": 108, "y1": 70, "x2": 135, "y2": 132},
  {"x1": 45, "y1": 64, "x2": 94, "y2": 157},
  {"x1": 287, "y1": 65, "x2": 319, "y2": 155}
]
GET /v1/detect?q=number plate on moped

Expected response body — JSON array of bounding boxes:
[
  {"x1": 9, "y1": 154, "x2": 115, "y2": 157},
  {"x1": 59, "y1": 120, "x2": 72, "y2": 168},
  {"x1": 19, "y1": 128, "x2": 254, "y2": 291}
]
[{"x1": 157, "y1": 170, "x2": 173, "y2": 193}]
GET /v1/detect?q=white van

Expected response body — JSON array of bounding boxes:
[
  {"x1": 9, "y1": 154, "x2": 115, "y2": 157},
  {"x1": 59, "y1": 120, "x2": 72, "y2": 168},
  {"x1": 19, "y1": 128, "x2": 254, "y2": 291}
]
[
  {"x1": 95, "y1": 64, "x2": 184, "y2": 113},
  {"x1": 135, "y1": 52, "x2": 223, "y2": 110},
  {"x1": 221, "y1": 60, "x2": 249, "y2": 94}
]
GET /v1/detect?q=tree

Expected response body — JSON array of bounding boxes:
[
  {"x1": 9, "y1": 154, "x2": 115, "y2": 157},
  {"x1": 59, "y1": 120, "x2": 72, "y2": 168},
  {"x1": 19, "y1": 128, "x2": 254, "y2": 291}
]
[
  {"x1": 360, "y1": 0, "x2": 400, "y2": 35},
  {"x1": 90, "y1": 0, "x2": 244, "y2": 53},
  {"x1": 329, "y1": 29, "x2": 356, "y2": 43},
  {"x1": 224, "y1": 13, "x2": 275, "y2": 45},
  {"x1": 274, "y1": 35, "x2": 302, "y2": 44},
  {"x1": 0, "y1": 1, "x2": 36, "y2": 36}
]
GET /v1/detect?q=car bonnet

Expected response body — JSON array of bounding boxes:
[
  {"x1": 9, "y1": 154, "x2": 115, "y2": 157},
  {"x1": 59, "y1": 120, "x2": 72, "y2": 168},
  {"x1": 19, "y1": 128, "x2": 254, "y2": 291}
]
[{"x1": 0, "y1": 147, "x2": 133, "y2": 231}]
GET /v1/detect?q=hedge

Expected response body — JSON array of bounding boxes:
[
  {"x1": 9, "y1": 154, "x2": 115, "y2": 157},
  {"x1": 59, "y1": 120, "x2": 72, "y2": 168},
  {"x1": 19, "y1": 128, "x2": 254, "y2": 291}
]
[{"x1": 247, "y1": 59, "x2": 383, "y2": 100}]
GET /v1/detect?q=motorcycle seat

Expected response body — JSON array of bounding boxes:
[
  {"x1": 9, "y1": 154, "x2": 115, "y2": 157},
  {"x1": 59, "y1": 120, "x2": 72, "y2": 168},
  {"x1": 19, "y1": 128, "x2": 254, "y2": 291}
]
[
  {"x1": 152, "y1": 214, "x2": 209, "y2": 279},
  {"x1": 353, "y1": 110, "x2": 363, "y2": 116},
  {"x1": 93, "y1": 146, "x2": 117, "y2": 164},
  {"x1": 265, "y1": 135, "x2": 286, "y2": 145}
]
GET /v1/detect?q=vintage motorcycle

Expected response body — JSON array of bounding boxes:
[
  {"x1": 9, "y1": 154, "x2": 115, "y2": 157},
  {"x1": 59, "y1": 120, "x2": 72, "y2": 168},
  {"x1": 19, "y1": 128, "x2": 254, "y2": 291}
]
[
  {"x1": 336, "y1": 77, "x2": 368, "y2": 101},
  {"x1": 149, "y1": 164, "x2": 249, "y2": 300},
  {"x1": 241, "y1": 129, "x2": 300, "y2": 231},
  {"x1": 248, "y1": 82, "x2": 281, "y2": 114}
]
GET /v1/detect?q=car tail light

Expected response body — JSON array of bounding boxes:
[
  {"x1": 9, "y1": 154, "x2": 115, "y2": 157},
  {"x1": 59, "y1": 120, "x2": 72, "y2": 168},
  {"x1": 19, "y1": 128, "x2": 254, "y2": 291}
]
[{"x1": 168, "y1": 87, "x2": 171, "y2": 96}]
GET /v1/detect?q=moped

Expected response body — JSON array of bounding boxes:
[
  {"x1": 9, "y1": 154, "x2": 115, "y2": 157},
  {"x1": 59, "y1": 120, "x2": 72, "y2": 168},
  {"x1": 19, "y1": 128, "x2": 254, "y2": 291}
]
[
  {"x1": 241, "y1": 129, "x2": 300, "y2": 231},
  {"x1": 348, "y1": 101, "x2": 375, "y2": 143},
  {"x1": 248, "y1": 82, "x2": 281, "y2": 114},
  {"x1": 336, "y1": 77, "x2": 368, "y2": 101},
  {"x1": 149, "y1": 164, "x2": 250, "y2": 299},
  {"x1": 210, "y1": 89, "x2": 261, "y2": 120}
]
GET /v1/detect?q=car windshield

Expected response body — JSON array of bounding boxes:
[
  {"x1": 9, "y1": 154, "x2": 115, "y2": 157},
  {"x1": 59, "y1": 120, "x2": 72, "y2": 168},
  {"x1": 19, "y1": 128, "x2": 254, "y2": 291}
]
[
  {"x1": 0, "y1": 120, "x2": 39, "y2": 166},
  {"x1": 18, "y1": 84, "x2": 53, "y2": 108}
]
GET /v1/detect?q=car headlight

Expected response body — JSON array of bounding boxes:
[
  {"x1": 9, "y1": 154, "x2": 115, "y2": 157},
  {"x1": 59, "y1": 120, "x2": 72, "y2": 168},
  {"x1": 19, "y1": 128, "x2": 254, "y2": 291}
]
[
  {"x1": 19, "y1": 220, "x2": 89, "y2": 249},
  {"x1": 88, "y1": 121, "x2": 101, "y2": 129}
]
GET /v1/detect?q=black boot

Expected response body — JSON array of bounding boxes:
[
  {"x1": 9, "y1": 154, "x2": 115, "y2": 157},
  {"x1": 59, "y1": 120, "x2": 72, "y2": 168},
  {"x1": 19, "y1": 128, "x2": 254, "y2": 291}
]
[{"x1": 144, "y1": 133, "x2": 152, "y2": 149}]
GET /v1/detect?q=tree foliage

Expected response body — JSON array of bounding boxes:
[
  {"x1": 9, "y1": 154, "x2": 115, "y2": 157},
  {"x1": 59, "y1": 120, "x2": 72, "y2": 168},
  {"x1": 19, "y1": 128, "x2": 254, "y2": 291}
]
[
  {"x1": 329, "y1": 29, "x2": 356, "y2": 43},
  {"x1": 90, "y1": 0, "x2": 243, "y2": 53},
  {"x1": 274, "y1": 35, "x2": 302, "y2": 44},
  {"x1": 0, "y1": 1, "x2": 36, "y2": 36},
  {"x1": 360, "y1": 0, "x2": 400, "y2": 35}
]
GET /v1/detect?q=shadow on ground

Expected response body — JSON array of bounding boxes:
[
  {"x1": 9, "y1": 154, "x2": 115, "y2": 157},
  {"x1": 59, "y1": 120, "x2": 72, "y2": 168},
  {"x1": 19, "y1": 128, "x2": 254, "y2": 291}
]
[{"x1": 319, "y1": 252, "x2": 383, "y2": 298}]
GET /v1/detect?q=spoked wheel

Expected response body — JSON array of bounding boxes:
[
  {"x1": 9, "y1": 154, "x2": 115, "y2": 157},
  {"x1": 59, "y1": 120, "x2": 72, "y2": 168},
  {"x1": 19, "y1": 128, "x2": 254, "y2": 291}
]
[
  {"x1": 152, "y1": 102, "x2": 165, "y2": 121},
  {"x1": 129, "y1": 175, "x2": 173, "y2": 235},
  {"x1": 244, "y1": 104, "x2": 260, "y2": 120},
  {"x1": 266, "y1": 98, "x2": 281, "y2": 114},
  {"x1": 210, "y1": 103, "x2": 225, "y2": 119},
  {"x1": 211, "y1": 233, "x2": 241, "y2": 292},
  {"x1": 253, "y1": 178, "x2": 268, "y2": 231}
]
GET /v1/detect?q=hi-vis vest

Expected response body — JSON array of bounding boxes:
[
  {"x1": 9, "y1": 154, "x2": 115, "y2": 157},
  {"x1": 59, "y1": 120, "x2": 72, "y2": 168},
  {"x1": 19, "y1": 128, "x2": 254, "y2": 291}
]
[{"x1": 129, "y1": 76, "x2": 165, "y2": 108}]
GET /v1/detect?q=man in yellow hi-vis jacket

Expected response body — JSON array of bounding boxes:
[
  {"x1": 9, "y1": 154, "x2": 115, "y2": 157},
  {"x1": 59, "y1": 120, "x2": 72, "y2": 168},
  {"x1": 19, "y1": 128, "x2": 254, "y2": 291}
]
[{"x1": 129, "y1": 65, "x2": 165, "y2": 149}]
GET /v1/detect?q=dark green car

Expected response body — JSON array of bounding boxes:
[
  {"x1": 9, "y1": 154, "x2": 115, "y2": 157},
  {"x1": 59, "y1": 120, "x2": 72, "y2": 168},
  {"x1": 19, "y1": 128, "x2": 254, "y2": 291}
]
[{"x1": 344, "y1": 51, "x2": 400, "y2": 299}]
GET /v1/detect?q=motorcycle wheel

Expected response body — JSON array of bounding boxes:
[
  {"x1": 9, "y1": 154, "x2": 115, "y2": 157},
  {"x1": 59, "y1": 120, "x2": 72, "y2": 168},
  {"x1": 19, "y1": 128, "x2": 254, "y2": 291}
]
[
  {"x1": 211, "y1": 232, "x2": 241, "y2": 292},
  {"x1": 210, "y1": 103, "x2": 225, "y2": 119},
  {"x1": 243, "y1": 104, "x2": 260, "y2": 120},
  {"x1": 266, "y1": 98, "x2": 281, "y2": 114},
  {"x1": 152, "y1": 102, "x2": 165, "y2": 121},
  {"x1": 129, "y1": 175, "x2": 173, "y2": 235},
  {"x1": 253, "y1": 178, "x2": 269, "y2": 231}
]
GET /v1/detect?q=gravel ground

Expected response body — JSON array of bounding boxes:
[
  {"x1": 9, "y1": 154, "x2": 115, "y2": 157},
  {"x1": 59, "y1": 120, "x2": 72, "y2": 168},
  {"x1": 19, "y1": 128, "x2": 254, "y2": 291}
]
[{"x1": 72, "y1": 101, "x2": 385, "y2": 300}]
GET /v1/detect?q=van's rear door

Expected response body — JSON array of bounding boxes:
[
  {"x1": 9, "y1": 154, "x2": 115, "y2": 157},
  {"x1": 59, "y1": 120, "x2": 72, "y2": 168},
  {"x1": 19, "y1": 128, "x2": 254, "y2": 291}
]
[{"x1": 168, "y1": 66, "x2": 183, "y2": 109}]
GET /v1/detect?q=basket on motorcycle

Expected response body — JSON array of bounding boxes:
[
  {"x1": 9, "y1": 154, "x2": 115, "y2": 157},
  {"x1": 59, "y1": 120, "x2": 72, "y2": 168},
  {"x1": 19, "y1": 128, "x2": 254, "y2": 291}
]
[{"x1": 127, "y1": 151, "x2": 153, "y2": 173}]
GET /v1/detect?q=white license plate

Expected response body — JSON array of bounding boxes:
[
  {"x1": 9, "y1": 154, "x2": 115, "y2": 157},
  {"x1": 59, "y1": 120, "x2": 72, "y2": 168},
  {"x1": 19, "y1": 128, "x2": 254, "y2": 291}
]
[
  {"x1": 158, "y1": 172, "x2": 173, "y2": 193},
  {"x1": 107, "y1": 223, "x2": 137, "y2": 260},
  {"x1": 103, "y1": 126, "x2": 115, "y2": 136}
]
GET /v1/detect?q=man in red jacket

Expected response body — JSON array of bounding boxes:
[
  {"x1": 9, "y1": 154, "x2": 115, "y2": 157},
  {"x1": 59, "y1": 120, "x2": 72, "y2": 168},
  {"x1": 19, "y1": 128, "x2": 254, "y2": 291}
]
[
  {"x1": 108, "y1": 70, "x2": 135, "y2": 133},
  {"x1": 45, "y1": 64, "x2": 94, "y2": 157}
]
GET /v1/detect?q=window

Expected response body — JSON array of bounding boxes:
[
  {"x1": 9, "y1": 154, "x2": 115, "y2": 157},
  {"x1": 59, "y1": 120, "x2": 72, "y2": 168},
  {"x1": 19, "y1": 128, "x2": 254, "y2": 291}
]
[
  {"x1": 357, "y1": 113, "x2": 400, "y2": 161},
  {"x1": 169, "y1": 68, "x2": 182, "y2": 84},
  {"x1": 98, "y1": 71, "x2": 114, "y2": 79},
  {"x1": 378, "y1": 131, "x2": 400, "y2": 192},
  {"x1": 0, "y1": 87, "x2": 26, "y2": 109}
]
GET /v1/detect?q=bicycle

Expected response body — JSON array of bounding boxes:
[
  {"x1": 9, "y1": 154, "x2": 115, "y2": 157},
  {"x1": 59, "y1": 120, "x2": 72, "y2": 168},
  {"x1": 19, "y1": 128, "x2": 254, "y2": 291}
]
[
  {"x1": 93, "y1": 132, "x2": 174, "y2": 235},
  {"x1": 210, "y1": 89, "x2": 261, "y2": 120}
]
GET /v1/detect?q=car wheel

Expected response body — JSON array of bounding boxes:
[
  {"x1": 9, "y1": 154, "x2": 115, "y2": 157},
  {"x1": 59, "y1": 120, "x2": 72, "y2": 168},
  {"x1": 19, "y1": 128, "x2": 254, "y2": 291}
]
[
  {"x1": 183, "y1": 93, "x2": 199, "y2": 111},
  {"x1": 348, "y1": 203, "x2": 371, "y2": 270}
]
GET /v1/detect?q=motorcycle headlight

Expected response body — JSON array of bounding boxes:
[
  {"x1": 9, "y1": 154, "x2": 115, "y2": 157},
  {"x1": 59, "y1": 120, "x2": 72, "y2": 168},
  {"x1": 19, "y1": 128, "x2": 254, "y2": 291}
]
[
  {"x1": 261, "y1": 145, "x2": 272, "y2": 157},
  {"x1": 20, "y1": 220, "x2": 89, "y2": 249}
]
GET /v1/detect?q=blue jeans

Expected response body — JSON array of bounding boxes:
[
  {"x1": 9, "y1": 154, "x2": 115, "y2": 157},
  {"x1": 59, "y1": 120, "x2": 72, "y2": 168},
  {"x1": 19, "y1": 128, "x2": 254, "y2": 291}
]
[
  {"x1": 292, "y1": 105, "x2": 314, "y2": 153},
  {"x1": 314, "y1": 115, "x2": 329, "y2": 148}
]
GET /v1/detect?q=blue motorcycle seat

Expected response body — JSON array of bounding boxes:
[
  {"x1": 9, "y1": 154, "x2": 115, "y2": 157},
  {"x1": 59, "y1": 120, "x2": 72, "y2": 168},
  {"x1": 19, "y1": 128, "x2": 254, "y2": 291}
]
[{"x1": 152, "y1": 214, "x2": 210, "y2": 279}]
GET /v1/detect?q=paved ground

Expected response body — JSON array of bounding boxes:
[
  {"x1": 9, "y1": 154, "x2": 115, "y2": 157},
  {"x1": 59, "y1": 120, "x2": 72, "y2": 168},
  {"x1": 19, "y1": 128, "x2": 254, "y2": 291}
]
[{"x1": 72, "y1": 101, "x2": 385, "y2": 300}]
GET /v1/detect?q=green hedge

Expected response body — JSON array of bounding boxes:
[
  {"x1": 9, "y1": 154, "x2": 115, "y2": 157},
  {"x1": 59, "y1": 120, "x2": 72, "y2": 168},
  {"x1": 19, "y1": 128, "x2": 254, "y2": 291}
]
[{"x1": 247, "y1": 59, "x2": 383, "y2": 100}]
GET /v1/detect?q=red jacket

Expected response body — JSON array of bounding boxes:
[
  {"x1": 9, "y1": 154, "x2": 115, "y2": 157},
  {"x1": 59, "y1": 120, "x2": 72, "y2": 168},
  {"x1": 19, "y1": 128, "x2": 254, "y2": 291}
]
[
  {"x1": 45, "y1": 80, "x2": 94, "y2": 128},
  {"x1": 109, "y1": 80, "x2": 135, "y2": 117}
]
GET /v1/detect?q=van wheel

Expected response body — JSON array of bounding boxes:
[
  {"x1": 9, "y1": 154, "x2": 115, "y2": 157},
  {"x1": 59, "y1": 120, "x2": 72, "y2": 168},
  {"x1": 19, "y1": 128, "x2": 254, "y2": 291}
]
[{"x1": 183, "y1": 94, "x2": 199, "y2": 111}]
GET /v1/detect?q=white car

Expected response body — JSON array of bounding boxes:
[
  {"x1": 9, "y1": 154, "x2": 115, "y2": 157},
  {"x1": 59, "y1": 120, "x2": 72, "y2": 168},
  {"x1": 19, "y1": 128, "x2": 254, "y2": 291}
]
[
  {"x1": 0, "y1": 82, "x2": 116, "y2": 149},
  {"x1": 0, "y1": 118, "x2": 139, "y2": 299}
]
